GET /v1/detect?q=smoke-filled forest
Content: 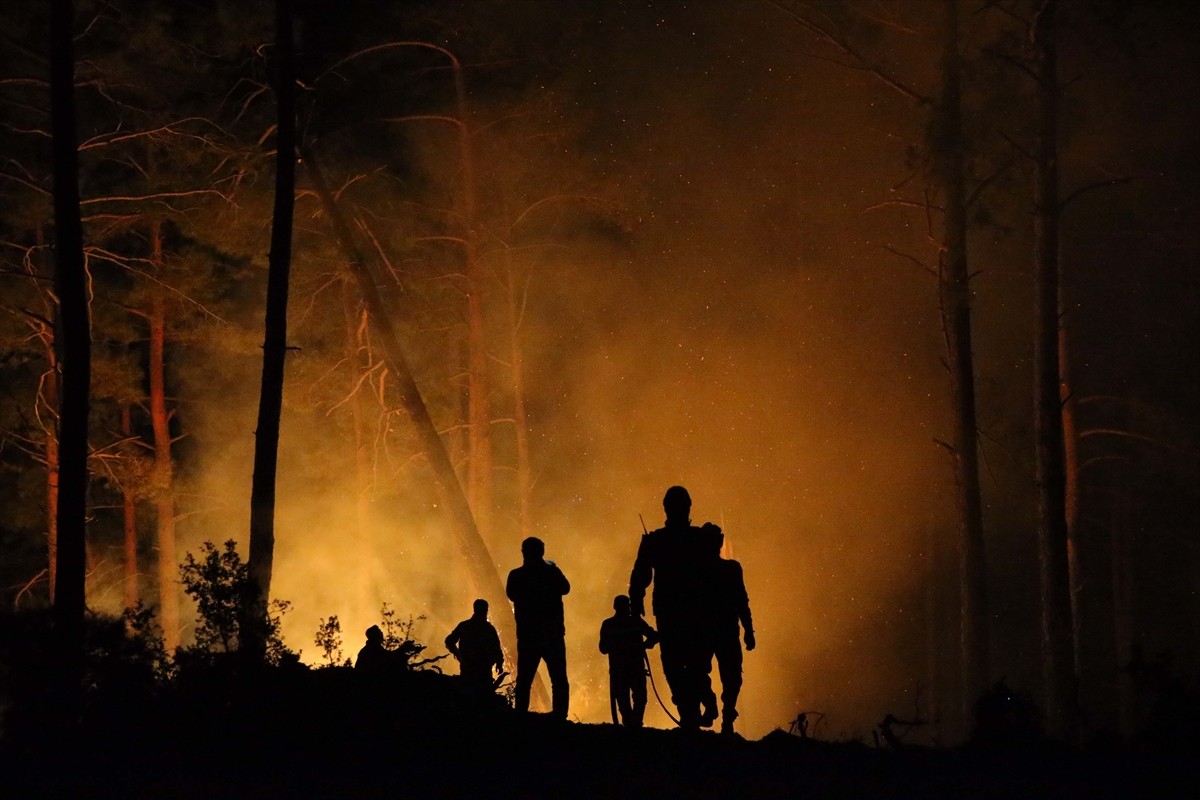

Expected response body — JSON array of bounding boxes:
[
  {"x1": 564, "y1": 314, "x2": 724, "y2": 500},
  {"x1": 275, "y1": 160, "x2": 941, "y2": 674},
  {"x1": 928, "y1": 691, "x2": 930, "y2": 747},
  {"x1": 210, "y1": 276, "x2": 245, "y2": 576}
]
[{"x1": 2, "y1": 0, "x2": 1198, "y2": 780}]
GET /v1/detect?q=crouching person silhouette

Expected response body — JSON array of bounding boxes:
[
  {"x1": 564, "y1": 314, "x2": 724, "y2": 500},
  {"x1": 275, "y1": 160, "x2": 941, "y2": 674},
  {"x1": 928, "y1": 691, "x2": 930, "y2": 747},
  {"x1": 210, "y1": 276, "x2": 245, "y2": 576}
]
[
  {"x1": 445, "y1": 598, "x2": 506, "y2": 693},
  {"x1": 356, "y1": 625, "x2": 390, "y2": 673},
  {"x1": 600, "y1": 595, "x2": 659, "y2": 727},
  {"x1": 506, "y1": 537, "x2": 571, "y2": 718}
]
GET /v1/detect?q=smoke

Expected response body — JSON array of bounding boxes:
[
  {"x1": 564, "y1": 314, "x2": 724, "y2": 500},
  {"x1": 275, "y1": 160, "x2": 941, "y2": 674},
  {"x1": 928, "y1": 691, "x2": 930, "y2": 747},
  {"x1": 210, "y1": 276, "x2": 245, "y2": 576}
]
[
  {"x1": 154, "y1": 1, "x2": 980, "y2": 742},
  {"x1": 165, "y1": 0, "x2": 1200, "y2": 741}
]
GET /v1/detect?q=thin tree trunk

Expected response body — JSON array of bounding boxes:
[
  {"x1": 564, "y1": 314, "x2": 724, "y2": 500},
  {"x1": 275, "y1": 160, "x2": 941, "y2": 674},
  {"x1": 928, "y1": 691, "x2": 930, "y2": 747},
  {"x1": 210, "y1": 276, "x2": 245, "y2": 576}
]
[
  {"x1": 148, "y1": 244, "x2": 180, "y2": 649},
  {"x1": 43, "y1": 360, "x2": 61, "y2": 604},
  {"x1": 50, "y1": 0, "x2": 89, "y2": 711},
  {"x1": 924, "y1": 524, "x2": 943, "y2": 739},
  {"x1": 451, "y1": 59, "x2": 494, "y2": 542},
  {"x1": 503, "y1": 251, "x2": 533, "y2": 539},
  {"x1": 246, "y1": 0, "x2": 296, "y2": 658},
  {"x1": 938, "y1": 0, "x2": 989, "y2": 724},
  {"x1": 1110, "y1": 491, "x2": 1134, "y2": 741},
  {"x1": 1060, "y1": 302, "x2": 1083, "y2": 683},
  {"x1": 32, "y1": 226, "x2": 62, "y2": 604},
  {"x1": 1032, "y1": 0, "x2": 1076, "y2": 739},
  {"x1": 120, "y1": 405, "x2": 139, "y2": 611}
]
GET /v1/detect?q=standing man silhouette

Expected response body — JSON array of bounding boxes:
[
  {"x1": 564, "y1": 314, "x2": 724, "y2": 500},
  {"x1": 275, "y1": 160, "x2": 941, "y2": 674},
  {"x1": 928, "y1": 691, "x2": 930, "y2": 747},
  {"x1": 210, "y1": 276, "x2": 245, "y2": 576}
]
[
  {"x1": 506, "y1": 536, "x2": 571, "y2": 718},
  {"x1": 445, "y1": 598, "x2": 505, "y2": 693},
  {"x1": 708, "y1": 543, "x2": 755, "y2": 735},
  {"x1": 629, "y1": 486, "x2": 722, "y2": 728}
]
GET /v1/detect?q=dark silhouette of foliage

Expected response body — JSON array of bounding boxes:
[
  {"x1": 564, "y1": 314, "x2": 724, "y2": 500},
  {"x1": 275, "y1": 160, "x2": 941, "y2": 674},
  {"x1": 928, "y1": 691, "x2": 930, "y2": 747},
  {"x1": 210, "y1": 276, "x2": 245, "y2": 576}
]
[
  {"x1": 313, "y1": 615, "x2": 347, "y2": 667},
  {"x1": 0, "y1": 604, "x2": 169, "y2": 739},
  {"x1": 378, "y1": 602, "x2": 446, "y2": 670},
  {"x1": 178, "y1": 540, "x2": 293, "y2": 665}
]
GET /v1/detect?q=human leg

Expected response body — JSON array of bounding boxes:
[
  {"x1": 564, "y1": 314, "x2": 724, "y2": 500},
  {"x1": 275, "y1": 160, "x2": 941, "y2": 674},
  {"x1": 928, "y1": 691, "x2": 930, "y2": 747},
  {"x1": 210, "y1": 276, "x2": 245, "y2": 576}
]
[
  {"x1": 659, "y1": 629, "x2": 699, "y2": 727},
  {"x1": 629, "y1": 663, "x2": 648, "y2": 727},
  {"x1": 514, "y1": 640, "x2": 542, "y2": 713},
  {"x1": 543, "y1": 636, "x2": 569, "y2": 719},
  {"x1": 611, "y1": 669, "x2": 634, "y2": 726},
  {"x1": 715, "y1": 636, "x2": 743, "y2": 734}
]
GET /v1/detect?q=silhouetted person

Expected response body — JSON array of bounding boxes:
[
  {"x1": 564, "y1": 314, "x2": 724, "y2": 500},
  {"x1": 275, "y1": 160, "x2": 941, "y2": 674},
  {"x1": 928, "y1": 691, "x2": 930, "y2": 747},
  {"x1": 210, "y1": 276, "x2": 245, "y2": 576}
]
[
  {"x1": 599, "y1": 595, "x2": 659, "y2": 728},
  {"x1": 356, "y1": 625, "x2": 389, "y2": 673},
  {"x1": 629, "y1": 485, "x2": 722, "y2": 728},
  {"x1": 445, "y1": 598, "x2": 505, "y2": 693},
  {"x1": 506, "y1": 536, "x2": 571, "y2": 718},
  {"x1": 708, "y1": 546, "x2": 755, "y2": 735}
]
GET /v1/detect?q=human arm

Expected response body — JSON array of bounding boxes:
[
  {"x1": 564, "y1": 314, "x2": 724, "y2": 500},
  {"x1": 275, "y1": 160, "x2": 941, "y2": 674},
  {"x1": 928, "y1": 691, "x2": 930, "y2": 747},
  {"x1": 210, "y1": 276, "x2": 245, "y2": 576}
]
[
  {"x1": 505, "y1": 568, "x2": 519, "y2": 603},
  {"x1": 489, "y1": 625, "x2": 505, "y2": 671},
  {"x1": 628, "y1": 536, "x2": 653, "y2": 617},
  {"x1": 641, "y1": 618, "x2": 660, "y2": 650},
  {"x1": 550, "y1": 561, "x2": 570, "y2": 595},
  {"x1": 734, "y1": 563, "x2": 755, "y2": 651}
]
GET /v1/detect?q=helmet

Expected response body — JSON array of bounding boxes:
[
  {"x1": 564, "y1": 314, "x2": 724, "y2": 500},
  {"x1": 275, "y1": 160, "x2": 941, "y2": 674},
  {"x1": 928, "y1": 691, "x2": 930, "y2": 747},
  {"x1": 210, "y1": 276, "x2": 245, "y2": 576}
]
[{"x1": 663, "y1": 485, "x2": 692, "y2": 517}]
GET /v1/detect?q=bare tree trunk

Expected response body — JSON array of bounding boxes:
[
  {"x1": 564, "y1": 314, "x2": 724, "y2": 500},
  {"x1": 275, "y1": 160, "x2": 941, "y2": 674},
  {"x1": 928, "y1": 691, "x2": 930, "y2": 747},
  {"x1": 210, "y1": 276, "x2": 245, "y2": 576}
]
[
  {"x1": 924, "y1": 524, "x2": 944, "y2": 739},
  {"x1": 938, "y1": 0, "x2": 989, "y2": 724},
  {"x1": 451, "y1": 60, "x2": 494, "y2": 542},
  {"x1": 503, "y1": 251, "x2": 533, "y2": 539},
  {"x1": 246, "y1": 0, "x2": 296, "y2": 659},
  {"x1": 120, "y1": 405, "x2": 139, "y2": 611},
  {"x1": 148, "y1": 251, "x2": 180, "y2": 650},
  {"x1": 31, "y1": 227, "x2": 63, "y2": 604},
  {"x1": 43, "y1": 359, "x2": 61, "y2": 604},
  {"x1": 1110, "y1": 491, "x2": 1134, "y2": 741},
  {"x1": 1060, "y1": 304, "x2": 1083, "y2": 683},
  {"x1": 50, "y1": 0, "x2": 89, "y2": 711},
  {"x1": 1032, "y1": 0, "x2": 1076, "y2": 739}
]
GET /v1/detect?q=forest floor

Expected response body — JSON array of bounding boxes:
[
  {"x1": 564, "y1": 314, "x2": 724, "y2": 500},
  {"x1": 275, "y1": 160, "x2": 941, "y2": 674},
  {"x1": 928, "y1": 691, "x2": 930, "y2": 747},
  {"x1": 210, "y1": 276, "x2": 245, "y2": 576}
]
[{"x1": 2, "y1": 667, "x2": 1196, "y2": 799}]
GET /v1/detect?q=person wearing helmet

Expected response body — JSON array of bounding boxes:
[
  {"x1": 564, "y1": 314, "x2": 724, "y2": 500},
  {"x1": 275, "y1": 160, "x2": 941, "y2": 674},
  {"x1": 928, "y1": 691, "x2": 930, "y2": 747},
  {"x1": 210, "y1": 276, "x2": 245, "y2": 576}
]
[{"x1": 629, "y1": 486, "x2": 723, "y2": 729}]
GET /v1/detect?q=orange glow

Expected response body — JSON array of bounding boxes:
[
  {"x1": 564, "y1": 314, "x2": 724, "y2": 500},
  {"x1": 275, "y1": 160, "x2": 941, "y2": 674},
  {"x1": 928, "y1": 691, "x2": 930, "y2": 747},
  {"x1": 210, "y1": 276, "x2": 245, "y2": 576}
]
[{"x1": 171, "y1": 246, "x2": 955, "y2": 740}]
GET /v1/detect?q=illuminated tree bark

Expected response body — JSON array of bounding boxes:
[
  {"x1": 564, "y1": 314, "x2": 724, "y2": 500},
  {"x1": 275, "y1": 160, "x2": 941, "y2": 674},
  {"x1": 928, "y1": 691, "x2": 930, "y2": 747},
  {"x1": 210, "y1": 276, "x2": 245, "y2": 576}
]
[
  {"x1": 120, "y1": 405, "x2": 139, "y2": 610},
  {"x1": 148, "y1": 223, "x2": 180, "y2": 650},
  {"x1": 246, "y1": 0, "x2": 296, "y2": 658},
  {"x1": 41, "y1": 334, "x2": 61, "y2": 604},
  {"x1": 502, "y1": 249, "x2": 533, "y2": 539},
  {"x1": 50, "y1": 0, "x2": 89, "y2": 699},
  {"x1": 453, "y1": 60, "x2": 495, "y2": 544},
  {"x1": 1031, "y1": 0, "x2": 1076, "y2": 738},
  {"x1": 1060, "y1": 302, "x2": 1084, "y2": 696},
  {"x1": 25, "y1": 228, "x2": 64, "y2": 605}
]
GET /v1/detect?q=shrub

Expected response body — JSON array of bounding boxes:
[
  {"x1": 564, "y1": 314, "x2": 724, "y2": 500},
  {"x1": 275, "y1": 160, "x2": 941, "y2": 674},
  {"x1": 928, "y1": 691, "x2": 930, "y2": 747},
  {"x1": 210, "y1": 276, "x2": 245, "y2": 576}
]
[
  {"x1": 178, "y1": 540, "x2": 293, "y2": 665},
  {"x1": 314, "y1": 615, "x2": 346, "y2": 667}
]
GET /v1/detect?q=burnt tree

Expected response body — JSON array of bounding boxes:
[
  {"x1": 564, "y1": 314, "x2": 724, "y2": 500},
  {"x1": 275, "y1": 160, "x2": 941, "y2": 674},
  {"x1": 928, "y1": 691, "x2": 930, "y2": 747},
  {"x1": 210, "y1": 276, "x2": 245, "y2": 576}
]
[
  {"x1": 246, "y1": 0, "x2": 296, "y2": 658},
  {"x1": 49, "y1": 0, "x2": 90, "y2": 698}
]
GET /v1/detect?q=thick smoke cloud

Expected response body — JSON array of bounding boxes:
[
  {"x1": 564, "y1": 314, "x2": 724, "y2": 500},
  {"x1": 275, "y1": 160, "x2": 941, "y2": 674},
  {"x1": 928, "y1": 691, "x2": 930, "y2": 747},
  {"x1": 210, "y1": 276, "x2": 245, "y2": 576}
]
[{"x1": 164, "y1": 1, "x2": 1198, "y2": 740}]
